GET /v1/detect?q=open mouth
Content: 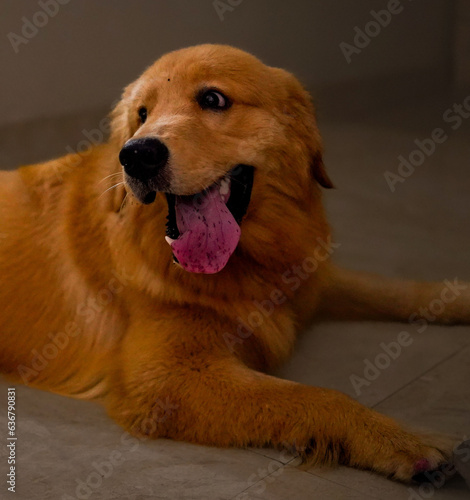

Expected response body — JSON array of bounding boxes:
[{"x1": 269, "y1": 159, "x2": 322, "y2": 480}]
[{"x1": 164, "y1": 165, "x2": 254, "y2": 274}]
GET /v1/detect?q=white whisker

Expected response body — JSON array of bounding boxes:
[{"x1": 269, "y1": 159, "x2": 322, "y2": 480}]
[
  {"x1": 99, "y1": 182, "x2": 124, "y2": 199},
  {"x1": 119, "y1": 192, "x2": 129, "y2": 212},
  {"x1": 98, "y1": 172, "x2": 123, "y2": 185}
]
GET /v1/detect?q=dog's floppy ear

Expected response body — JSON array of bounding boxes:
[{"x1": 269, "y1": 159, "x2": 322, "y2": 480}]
[
  {"x1": 273, "y1": 68, "x2": 334, "y2": 189},
  {"x1": 296, "y1": 89, "x2": 334, "y2": 189},
  {"x1": 109, "y1": 82, "x2": 136, "y2": 148},
  {"x1": 311, "y1": 146, "x2": 334, "y2": 189}
]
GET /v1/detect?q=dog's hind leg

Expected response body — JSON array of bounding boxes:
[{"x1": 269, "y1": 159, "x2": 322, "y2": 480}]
[{"x1": 316, "y1": 264, "x2": 470, "y2": 325}]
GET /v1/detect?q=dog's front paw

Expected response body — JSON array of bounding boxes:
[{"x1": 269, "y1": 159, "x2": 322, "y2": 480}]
[{"x1": 366, "y1": 433, "x2": 454, "y2": 483}]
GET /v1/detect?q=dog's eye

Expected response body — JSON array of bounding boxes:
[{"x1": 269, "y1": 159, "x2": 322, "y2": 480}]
[
  {"x1": 138, "y1": 107, "x2": 147, "y2": 124},
  {"x1": 198, "y1": 90, "x2": 231, "y2": 111}
]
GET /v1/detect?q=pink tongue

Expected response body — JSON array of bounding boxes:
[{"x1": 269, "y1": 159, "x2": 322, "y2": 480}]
[{"x1": 170, "y1": 185, "x2": 240, "y2": 274}]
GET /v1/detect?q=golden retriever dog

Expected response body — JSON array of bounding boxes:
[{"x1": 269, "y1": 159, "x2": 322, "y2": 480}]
[{"x1": 0, "y1": 44, "x2": 468, "y2": 483}]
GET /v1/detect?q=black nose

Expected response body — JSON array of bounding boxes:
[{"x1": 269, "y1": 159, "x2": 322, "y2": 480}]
[{"x1": 119, "y1": 137, "x2": 169, "y2": 181}]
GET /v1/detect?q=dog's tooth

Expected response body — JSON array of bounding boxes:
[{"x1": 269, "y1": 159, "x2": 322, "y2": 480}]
[
  {"x1": 165, "y1": 236, "x2": 175, "y2": 246},
  {"x1": 219, "y1": 179, "x2": 230, "y2": 196}
]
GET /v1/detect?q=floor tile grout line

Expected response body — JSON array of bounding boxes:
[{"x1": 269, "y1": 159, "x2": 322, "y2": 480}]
[
  {"x1": 246, "y1": 447, "x2": 299, "y2": 464},
  {"x1": 226, "y1": 339, "x2": 470, "y2": 498},
  {"x1": 305, "y1": 469, "x2": 379, "y2": 500},
  {"x1": 227, "y1": 456, "x2": 311, "y2": 500},
  {"x1": 371, "y1": 345, "x2": 467, "y2": 409}
]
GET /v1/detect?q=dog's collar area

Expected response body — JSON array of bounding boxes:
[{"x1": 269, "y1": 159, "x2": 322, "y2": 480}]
[{"x1": 164, "y1": 165, "x2": 254, "y2": 273}]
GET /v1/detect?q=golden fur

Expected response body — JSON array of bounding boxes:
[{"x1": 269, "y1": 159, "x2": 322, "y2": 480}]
[{"x1": 1, "y1": 44, "x2": 468, "y2": 481}]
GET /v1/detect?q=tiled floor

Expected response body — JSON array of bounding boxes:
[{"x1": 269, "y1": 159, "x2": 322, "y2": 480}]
[{"x1": 0, "y1": 92, "x2": 469, "y2": 499}]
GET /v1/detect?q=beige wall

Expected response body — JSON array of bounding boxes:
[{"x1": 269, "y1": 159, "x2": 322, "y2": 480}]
[{"x1": 0, "y1": 0, "x2": 454, "y2": 126}]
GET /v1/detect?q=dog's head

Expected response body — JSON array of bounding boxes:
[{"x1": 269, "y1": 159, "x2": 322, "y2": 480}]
[{"x1": 111, "y1": 44, "x2": 332, "y2": 275}]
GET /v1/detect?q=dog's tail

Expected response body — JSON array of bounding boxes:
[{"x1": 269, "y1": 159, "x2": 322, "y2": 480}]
[{"x1": 318, "y1": 265, "x2": 470, "y2": 325}]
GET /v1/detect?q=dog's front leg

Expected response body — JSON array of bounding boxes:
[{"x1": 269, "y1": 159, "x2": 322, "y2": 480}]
[{"x1": 106, "y1": 317, "x2": 451, "y2": 482}]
